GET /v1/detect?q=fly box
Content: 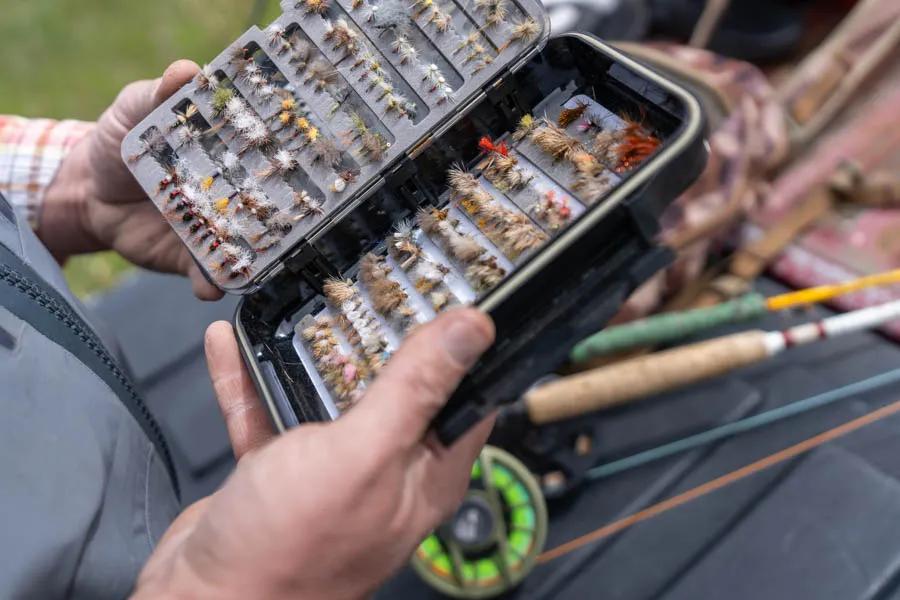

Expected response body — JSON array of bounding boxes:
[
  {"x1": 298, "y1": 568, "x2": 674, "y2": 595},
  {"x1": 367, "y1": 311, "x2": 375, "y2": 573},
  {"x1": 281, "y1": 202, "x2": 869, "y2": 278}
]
[{"x1": 122, "y1": 0, "x2": 706, "y2": 444}]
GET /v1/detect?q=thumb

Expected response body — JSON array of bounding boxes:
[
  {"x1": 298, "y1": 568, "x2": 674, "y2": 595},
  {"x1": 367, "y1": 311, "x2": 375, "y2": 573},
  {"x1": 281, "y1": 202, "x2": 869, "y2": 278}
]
[
  {"x1": 344, "y1": 308, "x2": 495, "y2": 451},
  {"x1": 110, "y1": 60, "x2": 200, "y2": 131},
  {"x1": 205, "y1": 321, "x2": 276, "y2": 459},
  {"x1": 153, "y1": 59, "x2": 202, "y2": 107}
]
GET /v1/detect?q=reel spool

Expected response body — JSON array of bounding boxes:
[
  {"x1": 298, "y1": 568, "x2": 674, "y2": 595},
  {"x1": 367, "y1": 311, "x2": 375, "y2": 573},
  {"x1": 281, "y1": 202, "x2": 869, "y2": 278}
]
[{"x1": 411, "y1": 446, "x2": 548, "y2": 599}]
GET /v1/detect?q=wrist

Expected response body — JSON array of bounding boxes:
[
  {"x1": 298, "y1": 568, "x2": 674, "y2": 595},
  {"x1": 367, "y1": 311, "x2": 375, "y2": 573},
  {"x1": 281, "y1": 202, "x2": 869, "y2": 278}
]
[
  {"x1": 133, "y1": 541, "x2": 369, "y2": 600},
  {"x1": 38, "y1": 130, "x2": 105, "y2": 261}
]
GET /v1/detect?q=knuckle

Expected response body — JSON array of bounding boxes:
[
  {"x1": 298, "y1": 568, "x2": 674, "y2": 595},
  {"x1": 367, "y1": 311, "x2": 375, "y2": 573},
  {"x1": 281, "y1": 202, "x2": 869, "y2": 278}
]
[
  {"x1": 211, "y1": 372, "x2": 243, "y2": 401},
  {"x1": 118, "y1": 80, "x2": 146, "y2": 102},
  {"x1": 404, "y1": 361, "x2": 457, "y2": 408}
]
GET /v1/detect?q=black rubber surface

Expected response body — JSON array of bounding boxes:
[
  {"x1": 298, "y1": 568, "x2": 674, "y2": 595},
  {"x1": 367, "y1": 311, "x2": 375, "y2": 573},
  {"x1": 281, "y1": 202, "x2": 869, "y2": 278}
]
[{"x1": 93, "y1": 273, "x2": 900, "y2": 598}]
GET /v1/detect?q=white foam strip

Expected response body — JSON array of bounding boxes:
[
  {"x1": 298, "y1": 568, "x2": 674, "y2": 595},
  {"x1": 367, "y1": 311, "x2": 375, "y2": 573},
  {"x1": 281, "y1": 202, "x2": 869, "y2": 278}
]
[
  {"x1": 292, "y1": 311, "x2": 341, "y2": 419},
  {"x1": 448, "y1": 206, "x2": 515, "y2": 273},
  {"x1": 384, "y1": 253, "x2": 438, "y2": 322},
  {"x1": 415, "y1": 231, "x2": 478, "y2": 304},
  {"x1": 352, "y1": 282, "x2": 405, "y2": 350}
]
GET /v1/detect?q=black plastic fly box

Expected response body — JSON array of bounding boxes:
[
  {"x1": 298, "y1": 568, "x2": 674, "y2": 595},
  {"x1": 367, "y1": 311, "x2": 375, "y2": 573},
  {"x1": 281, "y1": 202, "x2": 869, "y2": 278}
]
[{"x1": 122, "y1": 0, "x2": 707, "y2": 444}]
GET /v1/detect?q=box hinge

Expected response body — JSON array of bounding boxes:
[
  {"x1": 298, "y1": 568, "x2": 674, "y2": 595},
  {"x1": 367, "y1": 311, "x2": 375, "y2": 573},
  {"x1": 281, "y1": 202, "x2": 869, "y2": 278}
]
[
  {"x1": 284, "y1": 244, "x2": 333, "y2": 294},
  {"x1": 485, "y1": 68, "x2": 521, "y2": 124}
]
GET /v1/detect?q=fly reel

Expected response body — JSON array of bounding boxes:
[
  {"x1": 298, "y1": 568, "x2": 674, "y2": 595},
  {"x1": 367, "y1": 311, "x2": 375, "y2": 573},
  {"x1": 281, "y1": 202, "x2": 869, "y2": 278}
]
[{"x1": 411, "y1": 446, "x2": 548, "y2": 598}]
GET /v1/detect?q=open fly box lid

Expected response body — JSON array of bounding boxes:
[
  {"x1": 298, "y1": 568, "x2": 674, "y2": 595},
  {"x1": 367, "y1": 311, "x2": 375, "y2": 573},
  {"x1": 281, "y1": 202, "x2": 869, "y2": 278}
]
[{"x1": 121, "y1": 0, "x2": 551, "y2": 293}]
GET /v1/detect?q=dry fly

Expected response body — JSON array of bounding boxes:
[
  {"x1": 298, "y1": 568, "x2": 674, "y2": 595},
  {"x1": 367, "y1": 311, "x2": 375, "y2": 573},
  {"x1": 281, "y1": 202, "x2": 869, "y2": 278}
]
[
  {"x1": 470, "y1": 55, "x2": 494, "y2": 75},
  {"x1": 210, "y1": 87, "x2": 235, "y2": 117},
  {"x1": 175, "y1": 125, "x2": 202, "y2": 149},
  {"x1": 436, "y1": 84, "x2": 454, "y2": 104},
  {"x1": 358, "y1": 253, "x2": 413, "y2": 318},
  {"x1": 411, "y1": 0, "x2": 433, "y2": 18},
  {"x1": 258, "y1": 150, "x2": 299, "y2": 179},
  {"x1": 309, "y1": 137, "x2": 343, "y2": 169},
  {"x1": 463, "y1": 44, "x2": 488, "y2": 65},
  {"x1": 454, "y1": 32, "x2": 481, "y2": 55},
  {"x1": 389, "y1": 219, "x2": 422, "y2": 269},
  {"x1": 427, "y1": 8, "x2": 453, "y2": 33},
  {"x1": 391, "y1": 36, "x2": 419, "y2": 65},
  {"x1": 512, "y1": 114, "x2": 536, "y2": 142},
  {"x1": 324, "y1": 278, "x2": 357, "y2": 305},
  {"x1": 323, "y1": 19, "x2": 361, "y2": 57},
  {"x1": 530, "y1": 189, "x2": 572, "y2": 230},
  {"x1": 465, "y1": 256, "x2": 506, "y2": 291},
  {"x1": 571, "y1": 150, "x2": 611, "y2": 203},
  {"x1": 228, "y1": 44, "x2": 249, "y2": 65},
  {"x1": 297, "y1": 0, "x2": 331, "y2": 15},
  {"x1": 304, "y1": 59, "x2": 338, "y2": 91},
  {"x1": 613, "y1": 119, "x2": 661, "y2": 172},
  {"x1": 590, "y1": 129, "x2": 620, "y2": 164},
  {"x1": 215, "y1": 243, "x2": 255, "y2": 277},
  {"x1": 290, "y1": 38, "x2": 314, "y2": 73},
  {"x1": 557, "y1": 100, "x2": 591, "y2": 128},
  {"x1": 483, "y1": 153, "x2": 532, "y2": 191},
  {"x1": 292, "y1": 190, "x2": 324, "y2": 221},
  {"x1": 497, "y1": 17, "x2": 540, "y2": 53},
  {"x1": 195, "y1": 65, "x2": 219, "y2": 92},
  {"x1": 171, "y1": 103, "x2": 199, "y2": 131},
  {"x1": 530, "y1": 119, "x2": 585, "y2": 162},
  {"x1": 360, "y1": 130, "x2": 389, "y2": 162},
  {"x1": 266, "y1": 23, "x2": 287, "y2": 45},
  {"x1": 416, "y1": 207, "x2": 485, "y2": 264}
]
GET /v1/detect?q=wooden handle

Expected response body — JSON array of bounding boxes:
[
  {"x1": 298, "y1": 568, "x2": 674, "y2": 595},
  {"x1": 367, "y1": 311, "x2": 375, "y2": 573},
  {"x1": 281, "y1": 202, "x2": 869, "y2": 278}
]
[
  {"x1": 730, "y1": 187, "x2": 833, "y2": 281},
  {"x1": 525, "y1": 331, "x2": 771, "y2": 424}
]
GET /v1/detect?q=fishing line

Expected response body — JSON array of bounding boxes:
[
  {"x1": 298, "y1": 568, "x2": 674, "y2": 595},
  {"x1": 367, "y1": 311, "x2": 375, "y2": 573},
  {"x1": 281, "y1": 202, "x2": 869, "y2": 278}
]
[{"x1": 586, "y1": 367, "x2": 900, "y2": 480}]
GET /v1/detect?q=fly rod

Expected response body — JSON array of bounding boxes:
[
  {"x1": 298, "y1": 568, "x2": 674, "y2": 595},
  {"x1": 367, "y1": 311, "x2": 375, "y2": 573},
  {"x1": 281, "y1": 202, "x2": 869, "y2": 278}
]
[
  {"x1": 570, "y1": 268, "x2": 900, "y2": 363},
  {"x1": 527, "y1": 298, "x2": 900, "y2": 425}
]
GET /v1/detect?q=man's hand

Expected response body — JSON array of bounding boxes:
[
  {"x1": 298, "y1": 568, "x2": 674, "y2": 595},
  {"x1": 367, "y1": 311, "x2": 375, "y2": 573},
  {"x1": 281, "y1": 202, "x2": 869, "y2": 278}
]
[
  {"x1": 133, "y1": 308, "x2": 496, "y2": 600},
  {"x1": 40, "y1": 61, "x2": 223, "y2": 300}
]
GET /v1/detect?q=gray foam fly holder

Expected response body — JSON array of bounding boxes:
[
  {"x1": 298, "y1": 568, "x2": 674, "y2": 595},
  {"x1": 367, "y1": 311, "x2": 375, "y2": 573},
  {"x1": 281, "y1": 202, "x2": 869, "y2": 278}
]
[{"x1": 121, "y1": 0, "x2": 548, "y2": 293}]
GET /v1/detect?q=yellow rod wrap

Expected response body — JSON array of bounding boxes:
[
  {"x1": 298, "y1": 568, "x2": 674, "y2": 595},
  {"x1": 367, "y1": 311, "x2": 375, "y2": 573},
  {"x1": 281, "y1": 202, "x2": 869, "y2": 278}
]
[
  {"x1": 766, "y1": 269, "x2": 900, "y2": 311},
  {"x1": 526, "y1": 330, "x2": 771, "y2": 425}
]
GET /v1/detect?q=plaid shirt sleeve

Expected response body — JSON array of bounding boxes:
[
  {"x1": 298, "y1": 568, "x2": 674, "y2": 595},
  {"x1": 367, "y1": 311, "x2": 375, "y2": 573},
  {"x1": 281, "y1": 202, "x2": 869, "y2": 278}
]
[{"x1": 0, "y1": 116, "x2": 94, "y2": 229}]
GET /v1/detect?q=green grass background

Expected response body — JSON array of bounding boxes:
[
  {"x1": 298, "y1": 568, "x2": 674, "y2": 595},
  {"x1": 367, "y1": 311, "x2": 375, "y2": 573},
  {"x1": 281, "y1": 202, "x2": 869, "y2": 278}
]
[{"x1": 0, "y1": 0, "x2": 281, "y2": 297}]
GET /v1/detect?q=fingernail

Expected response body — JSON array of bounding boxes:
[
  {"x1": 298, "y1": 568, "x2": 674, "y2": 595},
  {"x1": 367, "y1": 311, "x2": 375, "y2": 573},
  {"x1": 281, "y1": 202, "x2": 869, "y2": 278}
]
[{"x1": 442, "y1": 312, "x2": 492, "y2": 368}]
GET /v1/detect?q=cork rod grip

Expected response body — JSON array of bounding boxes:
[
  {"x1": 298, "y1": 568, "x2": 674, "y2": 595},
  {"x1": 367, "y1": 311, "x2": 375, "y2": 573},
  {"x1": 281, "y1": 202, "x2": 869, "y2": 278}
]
[{"x1": 525, "y1": 330, "x2": 772, "y2": 424}]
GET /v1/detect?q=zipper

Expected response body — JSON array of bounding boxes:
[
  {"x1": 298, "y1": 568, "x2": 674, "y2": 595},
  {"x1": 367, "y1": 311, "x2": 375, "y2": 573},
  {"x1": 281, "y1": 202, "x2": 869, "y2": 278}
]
[{"x1": 0, "y1": 263, "x2": 180, "y2": 497}]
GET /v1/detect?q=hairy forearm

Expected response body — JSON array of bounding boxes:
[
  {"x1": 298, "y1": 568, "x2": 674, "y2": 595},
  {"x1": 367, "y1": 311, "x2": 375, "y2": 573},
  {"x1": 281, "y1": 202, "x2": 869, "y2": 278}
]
[{"x1": 39, "y1": 132, "x2": 105, "y2": 261}]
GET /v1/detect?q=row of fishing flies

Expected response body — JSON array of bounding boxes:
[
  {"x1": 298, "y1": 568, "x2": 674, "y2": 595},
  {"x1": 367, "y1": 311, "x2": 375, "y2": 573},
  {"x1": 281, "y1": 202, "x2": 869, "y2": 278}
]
[
  {"x1": 300, "y1": 108, "x2": 663, "y2": 406},
  {"x1": 129, "y1": 82, "x2": 357, "y2": 280},
  {"x1": 129, "y1": 93, "x2": 659, "y2": 286},
  {"x1": 128, "y1": 0, "x2": 543, "y2": 280},
  {"x1": 292, "y1": 0, "x2": 542, "y2": 80},
  {"x1": 447, "y1": 104, "x2": 663, "y2": 231},
  {"x1": 130, "y1": 3, "x2": 489, "y2": 280},
  {"x1": 517, "y1": 100, "x2": 663, "y2": 207},
  {"x1": 129, "y1": 25, "x2": 425, "y2": 279},
  {"x1": 300, "y1": 162, "x2": 555, "y2": 409},
  {"x1": 298, "y1": 222, "x2": 511, "y2": 410}
]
